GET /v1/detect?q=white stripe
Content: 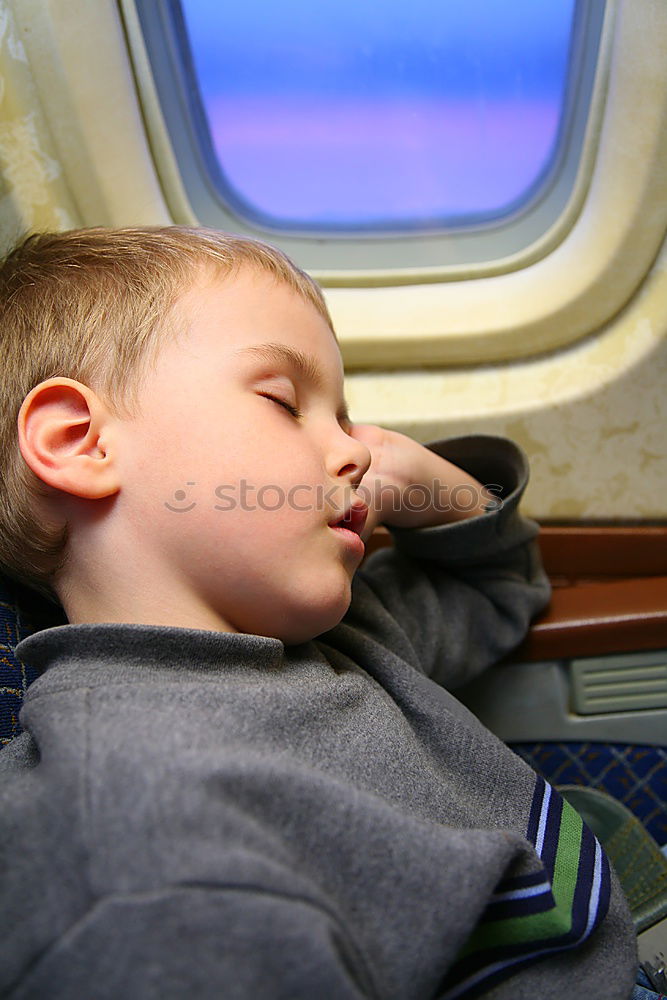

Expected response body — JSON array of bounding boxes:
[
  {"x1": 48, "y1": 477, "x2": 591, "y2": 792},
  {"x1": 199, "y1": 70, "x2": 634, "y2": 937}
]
[
  {"x1": 442, "y1": 926, "x2": 593, "y2": 1000},
  {"x1": 534, "y1": 780, "x2": 552, "y2": 857},
  {"x1": 491, "y1": 881, "x2": 551, "y2": 903},
  {"x1": 583, "y1": 838, "x2": 603, "y2": 939},
  {"x1": 441, "y1": 943, "x2": 563, "y2": 1000},
  {"x1": 444, "y1": 840, "x2": 605, "y2": 997},
  {"x1": 443, "y1": 786, "x2": 607, "y2": 998},
  {"x1": 440, "y1": 958, "x2": 510, "y2": 1000}
]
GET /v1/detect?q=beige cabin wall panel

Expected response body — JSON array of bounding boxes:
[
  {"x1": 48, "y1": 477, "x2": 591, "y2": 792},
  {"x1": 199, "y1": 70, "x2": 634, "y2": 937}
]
[
  {"x1": 345, "y1": 237, "x2": 667, "y2": 520},
  {"x1": 8, "y1": 0, "x2": 170, "y2": 227},
  {"x1": 0, "y1": 1, "x2": 79, "y2": 250}
]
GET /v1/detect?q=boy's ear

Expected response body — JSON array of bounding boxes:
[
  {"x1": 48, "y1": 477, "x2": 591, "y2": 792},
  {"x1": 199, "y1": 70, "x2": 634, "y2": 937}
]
[{"x1": 18, "y1": 377, "x2": 121, "y2": 499}]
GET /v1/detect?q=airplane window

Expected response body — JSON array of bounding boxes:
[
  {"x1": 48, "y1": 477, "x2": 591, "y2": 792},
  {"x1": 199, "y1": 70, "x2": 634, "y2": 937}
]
[
  {"x1": 179, "y1": 0, "x2": 575, "y2": 232},
  {"x1": 130, "y1": 0, "x2": 606, "y2": 276}
]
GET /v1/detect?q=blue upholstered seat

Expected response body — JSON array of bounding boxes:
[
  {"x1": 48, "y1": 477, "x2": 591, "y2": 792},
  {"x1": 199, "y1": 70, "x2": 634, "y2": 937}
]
[{"x1": 0, "y1": 574, "x2": 66, "y2": 746}]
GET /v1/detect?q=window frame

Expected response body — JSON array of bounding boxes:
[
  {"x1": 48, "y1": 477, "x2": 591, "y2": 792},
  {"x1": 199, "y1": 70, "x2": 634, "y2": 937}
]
[
  {"x1": 9, "y1": 0, "x2": 667, "y2": 369},
  {"x1": 127, "y1": 0, "x2": 605, "y2": 283}
]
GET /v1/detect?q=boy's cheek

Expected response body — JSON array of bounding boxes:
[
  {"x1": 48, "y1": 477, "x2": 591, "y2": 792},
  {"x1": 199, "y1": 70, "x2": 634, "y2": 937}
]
[{"x1": 359, "y1": 511, "x2": 382, "y2": 544}]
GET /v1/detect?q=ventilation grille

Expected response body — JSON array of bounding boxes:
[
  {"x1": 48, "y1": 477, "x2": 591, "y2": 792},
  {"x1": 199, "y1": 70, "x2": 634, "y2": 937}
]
[{"x1": 570, "y1": 653, "x2": 667, "y2": 715}]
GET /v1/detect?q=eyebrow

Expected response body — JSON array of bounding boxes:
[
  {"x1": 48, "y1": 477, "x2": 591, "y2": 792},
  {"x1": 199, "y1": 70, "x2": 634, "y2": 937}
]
[{"x1": 234, "y1": 342, "x2": 351, "y2": 423}]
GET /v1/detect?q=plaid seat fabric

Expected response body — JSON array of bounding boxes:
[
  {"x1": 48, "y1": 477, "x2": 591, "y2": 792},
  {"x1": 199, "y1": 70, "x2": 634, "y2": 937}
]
[
  {"x1": 512, "y1": 742, "x2": 667, "y2": 848},
  {"x1": 0, "y1": 574, "x2": 66, "y2": 746}
]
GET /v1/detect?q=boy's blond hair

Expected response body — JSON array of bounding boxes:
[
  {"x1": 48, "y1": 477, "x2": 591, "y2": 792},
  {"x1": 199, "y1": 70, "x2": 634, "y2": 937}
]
[{"x1": 0, "y1": 226, "x2": 333, "y2": 597}]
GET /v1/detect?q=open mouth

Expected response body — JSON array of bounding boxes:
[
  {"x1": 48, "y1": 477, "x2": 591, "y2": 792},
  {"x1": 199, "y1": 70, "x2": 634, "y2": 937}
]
[{"x1": 329, "y1": 503, "x2": 368, "y2": 538}]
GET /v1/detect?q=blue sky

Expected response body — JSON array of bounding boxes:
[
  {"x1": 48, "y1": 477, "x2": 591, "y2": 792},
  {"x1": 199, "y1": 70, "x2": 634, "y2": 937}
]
[
  {"x1": 182, "y1": 0, "x2": 575, "y2": 97},
  {"x1": 178, "y1": 0, "x2": 577, "y2": 226}
]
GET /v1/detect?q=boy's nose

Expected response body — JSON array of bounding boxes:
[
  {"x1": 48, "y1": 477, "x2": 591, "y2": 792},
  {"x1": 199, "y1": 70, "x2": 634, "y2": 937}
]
[{"x1": 330, "y1": 432, "x2": 372, "y2": 486}]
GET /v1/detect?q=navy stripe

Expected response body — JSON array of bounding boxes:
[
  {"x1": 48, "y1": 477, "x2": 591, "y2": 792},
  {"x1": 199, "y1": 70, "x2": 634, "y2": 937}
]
[
  {"x1": 539, "y1": 788, "x2": 563, "y2": 878},
  {"x1": 439, "y1": 779, "x2": 613, "y2": 998},
  {"x1": 482, "y1": 888, "x2": 555, "y2": 922},
  {"x1": 526, "y1": 776, "x2": 545, "y2": 844},
  {"x1": 441, "y1": 951, "x2": 563, "y2": 1000},
  {"x1": 494, "y1": 869, "x2": 550, "y2": 892},
  {"x1": 441, "y1": 944, "x2": 589, "y2": 1000},
  {"x1": 450, "y1": 831, "x2": 610, "y2": 987},
  {"x1": 598, "y1": 848, "x2": 611, "y2": 926},
  {"x1": 568, "y1": 821, "x2": 597, "y2": 939}
]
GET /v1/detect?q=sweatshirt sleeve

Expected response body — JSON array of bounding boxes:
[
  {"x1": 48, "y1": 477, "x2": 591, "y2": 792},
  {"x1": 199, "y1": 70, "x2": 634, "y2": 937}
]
[
  {"x1": 12, "y1": 886, "x2": 374, "y2": 1000},
  {"x1": 348, "y1": 435, "x2": 551, "y2": 689}
]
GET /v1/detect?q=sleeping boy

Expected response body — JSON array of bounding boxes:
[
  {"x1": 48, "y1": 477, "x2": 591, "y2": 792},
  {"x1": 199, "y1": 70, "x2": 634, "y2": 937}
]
[{"x1": 0, "y1": 227, "x2": 637, "y2": 998}]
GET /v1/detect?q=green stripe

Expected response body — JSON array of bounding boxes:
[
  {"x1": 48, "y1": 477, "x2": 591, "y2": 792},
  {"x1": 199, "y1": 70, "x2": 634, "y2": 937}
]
[{"x1": 455, "y1": 802, "x2": 584, "y2": 958}]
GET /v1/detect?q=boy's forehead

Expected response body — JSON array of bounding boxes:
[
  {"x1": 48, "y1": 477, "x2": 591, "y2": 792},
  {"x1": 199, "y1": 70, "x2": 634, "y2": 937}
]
[
  {"x1": 188, "y1": 265, "x2": 333, "y2": 333},
  {"x1": 173, "y1": 268, "x2": 347, "y2": 402},
  {"x1": 233, "y1": 341, "x2": 328, "y2": 390},
  {"x1": 179, "y1": 267, "x2": 334, "y2": 340}
]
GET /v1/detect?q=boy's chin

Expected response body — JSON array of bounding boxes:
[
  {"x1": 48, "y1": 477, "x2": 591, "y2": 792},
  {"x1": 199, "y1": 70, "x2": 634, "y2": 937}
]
[{"x1": 254, "y1": 593, "x2": 352, "y2": 646}]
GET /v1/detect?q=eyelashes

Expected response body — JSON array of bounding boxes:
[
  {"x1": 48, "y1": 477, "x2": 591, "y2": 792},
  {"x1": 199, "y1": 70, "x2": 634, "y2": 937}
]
[
  {"x1": 258, "y1": 391, "x2": 348, "y2": 428},
  {"x1": 258, "y1": 392, "x2": 303, "y2": 419}
]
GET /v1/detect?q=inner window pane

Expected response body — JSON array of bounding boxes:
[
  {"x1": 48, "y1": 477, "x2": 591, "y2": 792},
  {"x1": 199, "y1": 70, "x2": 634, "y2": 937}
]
[{"x1": 179, "y1": 0, "x2": 577, "y2": 230}]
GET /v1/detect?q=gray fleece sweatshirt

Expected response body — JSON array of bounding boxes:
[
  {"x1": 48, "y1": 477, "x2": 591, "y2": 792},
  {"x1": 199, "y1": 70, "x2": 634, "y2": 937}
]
[{"x1": 0, "y1": 437, "x2": 637, "y2": 999}]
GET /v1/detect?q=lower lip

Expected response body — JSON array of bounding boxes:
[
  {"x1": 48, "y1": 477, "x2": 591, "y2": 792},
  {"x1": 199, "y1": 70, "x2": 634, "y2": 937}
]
[{"x1": 329, "y1": 525, "x2": 365, "y2": 557}]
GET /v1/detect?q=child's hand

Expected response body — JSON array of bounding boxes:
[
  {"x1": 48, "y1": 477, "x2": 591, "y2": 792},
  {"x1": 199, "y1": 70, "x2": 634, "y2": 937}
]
[{"x1": 348, "y1": 424, "x2": 493, "y2": 541}]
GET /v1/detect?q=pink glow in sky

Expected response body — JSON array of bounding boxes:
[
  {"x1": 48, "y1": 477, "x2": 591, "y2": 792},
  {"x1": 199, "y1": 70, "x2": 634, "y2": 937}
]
[{"x1": 206, "y1": 96, "x2": 561, "y2": 225}]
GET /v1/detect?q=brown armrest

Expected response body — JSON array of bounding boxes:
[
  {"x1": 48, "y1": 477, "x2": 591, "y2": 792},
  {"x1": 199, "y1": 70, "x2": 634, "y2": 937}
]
[
  {"x1": 513, "y1": 575, "x2": 667, "y2": 661},
  {"x1": 537, "y1": 526, "x2": 667, "y2": 580},
  {"x1": 522, "y1": 526, "x2": 667, "y2": 660},
  {"x1": 365, "y1": 525, "x2": 667, "y2": 661}
]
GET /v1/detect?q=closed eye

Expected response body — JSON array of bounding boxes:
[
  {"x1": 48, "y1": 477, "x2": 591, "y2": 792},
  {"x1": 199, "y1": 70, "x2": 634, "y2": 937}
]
[{"x1": 258, "y1": 392, "x2": 303, "y2": 419}]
